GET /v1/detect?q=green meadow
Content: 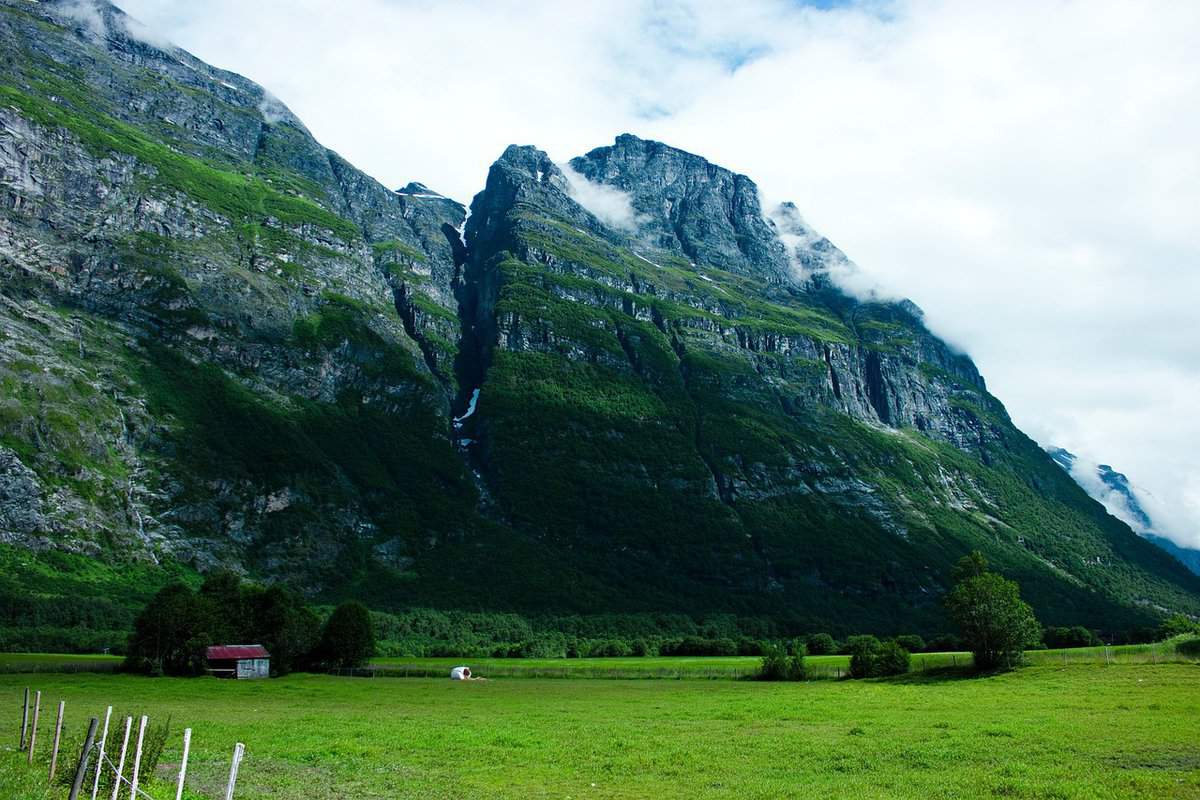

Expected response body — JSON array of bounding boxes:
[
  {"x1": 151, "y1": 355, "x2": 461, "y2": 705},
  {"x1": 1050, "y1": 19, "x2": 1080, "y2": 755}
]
[{"x1": 3, "y1": 663, "x2": 1199, "y2": 799}]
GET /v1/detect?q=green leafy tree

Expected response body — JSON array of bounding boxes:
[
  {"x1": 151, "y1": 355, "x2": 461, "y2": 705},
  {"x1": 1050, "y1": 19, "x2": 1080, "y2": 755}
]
[
  {"x1": 944, "y1": 552, "x2": 1041, "y2": 670},
  {"x1": 805, "y1": 633, "x2": 837, "y2": 655},
  {"x1": 246, "y1": 585, "x2": 321, "y2": 676},
  {"x1": 1157, "y1": 613, "x2": 1200, "y2": 640},
  {"x1": 894, "y1": 634, "x2": 925, "y2": 653},
  {"x1": 124, "y1": 583, "x2": 215, "y2": 676},
  {"x1": 316, "y1": 601, "x2": 376, "y2": 668}
]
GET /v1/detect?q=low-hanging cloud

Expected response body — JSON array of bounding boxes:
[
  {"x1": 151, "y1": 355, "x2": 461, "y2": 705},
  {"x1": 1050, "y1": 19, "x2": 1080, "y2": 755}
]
[
  {"x1": 257, "y1": 91, "x2": 289, "y2": 126},
  {"x1": 560, "y1": 164, "x2": 644, "y2": 233},
  {"x1": 115, "y1": 0, "x2": 1200, "y2": 550},
  {"x1": 55, "y1": 0, "x2": 173, "y2": 49}
]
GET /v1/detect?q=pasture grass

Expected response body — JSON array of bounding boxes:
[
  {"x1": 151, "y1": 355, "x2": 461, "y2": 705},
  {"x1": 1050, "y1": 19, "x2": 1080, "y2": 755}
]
[{"x1": 2, "y1": 664, "x2": 1198, "y2": 799}]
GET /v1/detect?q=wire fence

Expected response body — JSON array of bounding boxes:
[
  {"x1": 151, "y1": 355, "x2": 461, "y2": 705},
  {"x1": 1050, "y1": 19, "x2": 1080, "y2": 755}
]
[{"x1": 10, "y1": 687, "x2": 245, "y2": 800}]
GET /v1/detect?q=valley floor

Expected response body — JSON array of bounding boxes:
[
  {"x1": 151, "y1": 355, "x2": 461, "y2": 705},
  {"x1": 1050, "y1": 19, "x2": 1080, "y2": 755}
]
[{"x1": 3, "y1": 664, "x2": 1199, "y2": 799}]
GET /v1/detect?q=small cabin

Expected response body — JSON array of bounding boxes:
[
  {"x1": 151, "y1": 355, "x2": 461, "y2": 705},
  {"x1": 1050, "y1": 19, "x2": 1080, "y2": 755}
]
[{"x1": 206, "y1": 644, "x2": 271, "y2": 679}]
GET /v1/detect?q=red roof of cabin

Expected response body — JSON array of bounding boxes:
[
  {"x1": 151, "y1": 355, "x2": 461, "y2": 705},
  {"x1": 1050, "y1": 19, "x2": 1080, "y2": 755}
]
[{"x1": 206, "y1": 644, "x2": 270, "y2": 660}]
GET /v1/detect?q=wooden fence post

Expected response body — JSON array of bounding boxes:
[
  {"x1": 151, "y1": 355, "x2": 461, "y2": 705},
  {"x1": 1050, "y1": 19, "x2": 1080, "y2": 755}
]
[
  {"x1": 19, "y1": 687, "x2": 29, "y2": 750},
  {"x1": 224, "y1": 742, "x2": 245, "y2": 800},
  {"x1": 68, "y1": 716, "x2": 100, "y2": 800},
  {"x1": 175, "y1": 728, "x2": 192, "y2": 800},
  {"x1": 108, "y1": 717, "x2": 132, "y2": 800},
  {"x1": 91, "y1": 706, "x2": 112, "y2": 800},
  {"x1": 129, "y1": 716, "x2": 148, "y2": 800},
  {"x1": 49, "y1": 700, "x2": 66, "y2": 780},
  {"x1": 27, "y1": 690, "x2": 41, "y2": 764}
]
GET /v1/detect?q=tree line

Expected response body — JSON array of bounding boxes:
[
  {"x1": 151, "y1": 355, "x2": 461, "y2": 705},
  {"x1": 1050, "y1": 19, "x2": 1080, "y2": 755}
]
[
  {"x1": 124, "y1": 571, "x2": 375, "y2": 676},
  {"x1": 119, "y1": 556, "x2": 1198, "y2": 678}
]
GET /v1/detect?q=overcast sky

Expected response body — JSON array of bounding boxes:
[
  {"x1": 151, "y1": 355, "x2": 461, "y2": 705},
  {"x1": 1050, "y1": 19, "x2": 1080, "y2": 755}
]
[{"x1": 116, "y1": 0, "x2": 1200, "y2": 549}]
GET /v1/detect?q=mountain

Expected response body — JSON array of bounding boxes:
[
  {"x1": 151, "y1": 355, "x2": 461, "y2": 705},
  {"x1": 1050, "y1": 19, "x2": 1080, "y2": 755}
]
[
  {"x1": 1, "y1": 0, "x2": 1197, "y2": 638},
  {"x1": 1048, "y1": 447, "x2": 1200, "y2": 576}
]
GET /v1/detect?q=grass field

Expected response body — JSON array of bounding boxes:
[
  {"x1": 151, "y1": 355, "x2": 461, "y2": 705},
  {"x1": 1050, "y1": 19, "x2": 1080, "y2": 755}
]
[
  {"x1": 3, "y1": 664, "x2": 1199, "y2": 799},
  {"x1": 1, "y1": 641, "x2": 1192, "y2": 680},
  {"x1": 0, "y1": 653, "x2": 122, "y2": 674},
  {"x1": 365, "y1": 653, "x2": 969, "y2": 679}
]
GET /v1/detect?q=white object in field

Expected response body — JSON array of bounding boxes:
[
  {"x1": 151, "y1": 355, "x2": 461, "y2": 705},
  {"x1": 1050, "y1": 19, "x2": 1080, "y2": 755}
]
[{"x1": 450, "y1": 666, "x2": 472, "y2": 680}]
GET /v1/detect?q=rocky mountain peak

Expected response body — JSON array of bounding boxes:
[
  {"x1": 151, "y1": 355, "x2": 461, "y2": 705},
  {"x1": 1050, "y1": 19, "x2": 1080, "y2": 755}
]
[{"x1": 568, "y1": 134, "x2": 792, "y2": 282}]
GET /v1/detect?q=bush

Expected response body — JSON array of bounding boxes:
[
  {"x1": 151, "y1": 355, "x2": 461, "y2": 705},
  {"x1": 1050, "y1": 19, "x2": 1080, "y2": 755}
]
[
  {"x1": 925, "y1": 634, "x2": 964, "y2": 652},
  {"x1": 1043, "y1": 625, "x2": 1100, "y2": 649},
  {"x1": 894, "y1": 635, "x2": 925, "y2": 653},
  {"x1": 1158, "y1": 614, "x2": 1200, "y2": 640},
  {"x1": 759, "y1": 642, "x2": 805, "y2": 681},
  {"x1": 736, "y1": 637, "x2": 765, "y2": 656},
  {"x1": 847, "y1": 635, "x2": 882, "y2": 678},
  {"x1": 1176, "y1": 638, "x2": 1200, "y2": 658},
  {"x1": 875, "y1": 642, "x2": 911, "y2": 676},
  {"x1": 805, "y1": 633, "x2": 837, "y2": 655},
  {"x1": 588, "y1": 639, "x2": 632, "y2": 657}
]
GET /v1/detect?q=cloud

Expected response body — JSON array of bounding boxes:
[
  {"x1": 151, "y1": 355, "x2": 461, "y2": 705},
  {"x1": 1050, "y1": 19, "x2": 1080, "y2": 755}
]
[
  {"x1": 114, "y1": 0, "x2": 1200, "y2": 548},
  {"x1": 560, "y1": 164, "x2": 644, "y2": 233},
  {"x1": 56, "y1": 0, "x2": 108, "y2": 40},
  {"x1": 765, "y1": 201, "x2": 891, "y2": 302},
  {"x1": 55, "y1": 0, "x2": 174, "y2": 49},
  {"x1": 257, "y1": 91, "x2": 289, "y2": 126}
]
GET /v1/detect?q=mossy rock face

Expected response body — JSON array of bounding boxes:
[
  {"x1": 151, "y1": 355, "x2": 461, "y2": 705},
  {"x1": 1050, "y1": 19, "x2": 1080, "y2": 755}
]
[{"x1": 0, "y1": 1, "x2": 1196, "y2": 644}]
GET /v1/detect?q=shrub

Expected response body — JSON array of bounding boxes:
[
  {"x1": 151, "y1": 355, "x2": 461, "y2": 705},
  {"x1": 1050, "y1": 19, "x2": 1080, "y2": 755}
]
[
  {"x1": 875, "y1": 642, "x2": 911, "y2": 676},
  {"x1": 759, "y1": 642, "x2": 805, "y2": 681},
  {"x1": 926, "y1": 634, "x2": 964, "y2": 652},
  {"x1": 1158, "y1": 614, "x2": 1200, "y2": 640},
  {"x1": 1043, "y1": 625, "x2": 1100, "y2": 649},
  {"x1": 1176, "y1": 638, "x2": 1200, "y2": 658},
  {"x1": 589, "y1": 639, "x2": 632, "y2": 657},
  {"x1": 805, "y1": 633, "x2": 837, "y2": 655},
  {"x1": 736, "y1": 637, "x2": 765, "y2": 656},
  {"x1": 894, "y1": 635, "x2": 925, "y2": 653},
  {"x1": 847, "y1": 635, "x2": 882, "y2": 678}
]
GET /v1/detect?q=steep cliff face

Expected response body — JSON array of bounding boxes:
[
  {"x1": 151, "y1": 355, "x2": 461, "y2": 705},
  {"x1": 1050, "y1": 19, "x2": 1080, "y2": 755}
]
[
  {"x1": 1, "y1": 0, "x2": 1197, "y2": 633},
  {"x1": 0, "y1": 0, "x2": 478, "y2": 587},
  {"x1": 453, "y1": 139, "x2": 1200, "y2": 629}
]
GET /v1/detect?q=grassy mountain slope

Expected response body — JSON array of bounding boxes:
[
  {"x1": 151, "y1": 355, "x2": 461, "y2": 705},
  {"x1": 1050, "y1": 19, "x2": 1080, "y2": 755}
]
[{"x1": 0, "y1": 0, "x2": 1196, "y2": 642}]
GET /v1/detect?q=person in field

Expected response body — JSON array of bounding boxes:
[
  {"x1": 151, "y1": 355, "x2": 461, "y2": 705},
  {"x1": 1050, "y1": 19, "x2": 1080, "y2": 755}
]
[{"x1": 450, "y1": 665, "x2": 486, "y2": 680}]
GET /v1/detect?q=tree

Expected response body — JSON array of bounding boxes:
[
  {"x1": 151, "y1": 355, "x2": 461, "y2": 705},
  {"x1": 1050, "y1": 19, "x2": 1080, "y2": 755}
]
[
  {"x1": 315, "y1": 601, "x2": 376, "y2": 668},
  {"x1": 805, "y1": 633, "x2": 837, "y2": 655},
  {"x1": 246, "y1": 586, "x2": 321, "y2": 676},
  {"x1": 894, "y1": 634, "x2": 926, "y2": 653},
  {"x1": 951, "y1": 551, "x2": 988, "y2": 582},
  {"x1": 124, "y1": 583, "x2": 215, "y2": 676},
  {"x1": 1043, "y1": 625, "x2": 1099, "y2": 649},
  {"x1": 1157, "y1": 613, "x2": 1200, "y2": 641},
  {"x1": 944, "y1": 552, "x2": 1041, "y2": 670}
]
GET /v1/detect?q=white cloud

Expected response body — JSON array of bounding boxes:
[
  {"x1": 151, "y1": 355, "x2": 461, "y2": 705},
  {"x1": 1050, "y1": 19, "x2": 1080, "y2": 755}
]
[
  {"x1": 57, "y1": 0, "x2": 108, "y2": 40},
  {"x1": 560, "y1": 164, "x2": 643, "y2": 233},
  {"x1": 257, "y1": 91, "x2": 289, "y2": 126},
  {"x1": 114, "y1": 0, "x2": 1200, "y2": 549},
  {"x1": 56, "y1": 0, "x2": 174, "y2": 48}
]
